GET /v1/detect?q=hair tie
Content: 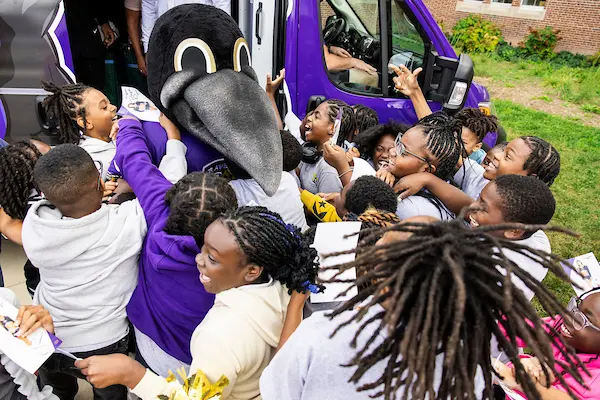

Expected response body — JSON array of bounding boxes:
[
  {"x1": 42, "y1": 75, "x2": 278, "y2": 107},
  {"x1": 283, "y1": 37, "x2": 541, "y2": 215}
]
[{"x1": 302, "y1": 280, "x2": 321, "y2": 294}]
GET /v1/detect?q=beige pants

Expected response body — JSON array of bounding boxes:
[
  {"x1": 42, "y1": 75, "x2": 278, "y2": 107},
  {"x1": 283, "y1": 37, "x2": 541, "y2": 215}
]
[{"x1": 349, "y1": 68, "x2": 379, "y2": 88}]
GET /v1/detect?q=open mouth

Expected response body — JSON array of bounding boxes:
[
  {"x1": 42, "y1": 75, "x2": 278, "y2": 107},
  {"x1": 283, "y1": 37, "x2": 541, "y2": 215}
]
[
  {"x1": 559, "y1": 322, "x2": 573, "y2": 339},
  {"x1": 199, "y1": 272, "x2": 212, "y2": 284},
  {"x1": 484, "y1": 161, "x2": 498, "y2": 173},
  {"x1": 377, "y1": 159, "x2": 389, "y2": 169},
  {"x1": 469, "y1": 215, "x2": 480, "y2": 228}
]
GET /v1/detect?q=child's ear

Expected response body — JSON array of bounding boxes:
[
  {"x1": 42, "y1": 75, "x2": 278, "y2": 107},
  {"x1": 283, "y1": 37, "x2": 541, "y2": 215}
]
[
  {"x1": 474, "y1": 142, "x2": 483, "y2": 152},
  {"x1": 504, "y1": 228, "x2": 525, "y2": 240},
  {"x1": 422, "y1": 163, "x2": 437, "y2": 175},
  {"x1": 244, "y1": 264, "x2": 264, "y2": 283},
  {"x1": 76, "y1": 117, "x2": 93, "y2": 131}
]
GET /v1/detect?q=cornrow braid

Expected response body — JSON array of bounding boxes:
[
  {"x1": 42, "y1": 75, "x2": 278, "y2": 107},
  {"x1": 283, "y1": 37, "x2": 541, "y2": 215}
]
[
  {"x1": 521, "y1": 136, "x2": 561, "y2": 186},
  {"x1": 416, "y1": 112, "x2": 464, "y2": 181},
  {"x1": 353, "y1": 104, "x2": 379, "y2": 135},
  {"x1": 0, "y1": 141, "x2": 41, "y2": 219},
  {"x1": 42, "y1": 81, "x2": 90, "y2": 144},
  {"x1": 455, "y1": 108, "x2": 499, "y2": 142},
  {"x1": 219, "y1": 206, "x2": 322, "y2": 294},
  {"x1": 322, "y1": 216, "x2": 586, "y2": 400},
  {"x1": 164, "y1": 172, "x2": 238, "y2": 247}
]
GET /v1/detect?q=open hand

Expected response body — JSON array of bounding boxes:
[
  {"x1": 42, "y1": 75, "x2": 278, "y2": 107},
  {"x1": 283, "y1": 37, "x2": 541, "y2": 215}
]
[
  {"x1": 393, "y1": 172, "x2": 431, "y2": 200},
  {"x1": 15, "y1": 305, "x2": 54, "y2": 337},
  {"x1": 76, "y1": 354, "x2": 146, "y2": 389},
  {"x1": 266, "y1": 69, "x2": 285, "y2": 98},
  {"x1": 391, "y1": 64, "x2": 423, "y2": 97},
  {"x1": 159, "y1": 113, "x2": 181, "y2": 141},
  {"x1": 316, "y1": 192, "x2": 340, "y2": 203}
]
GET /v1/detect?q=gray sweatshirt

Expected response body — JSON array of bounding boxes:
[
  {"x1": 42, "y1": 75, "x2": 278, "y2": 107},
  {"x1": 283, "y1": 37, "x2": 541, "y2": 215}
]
[
  {"x1": 22, "y1": 200, "x2": 147, "y2": 352},
  {"x1": 260, "y1": 303, "x2": 485, "y2": 399}
]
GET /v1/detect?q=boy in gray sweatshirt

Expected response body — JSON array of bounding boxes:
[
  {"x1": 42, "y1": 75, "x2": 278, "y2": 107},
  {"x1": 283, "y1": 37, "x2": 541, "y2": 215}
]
[{"x1": 22, "y1": 144, "x2": 147, "y2": 400}]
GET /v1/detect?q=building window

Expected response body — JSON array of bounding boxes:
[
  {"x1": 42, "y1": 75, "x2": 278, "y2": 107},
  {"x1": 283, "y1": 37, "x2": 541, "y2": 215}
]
[
  {"x1": 491, "y1": 0, "x2": 513, "y2": 4},
  {"x1": 521, "y1": 0, "x2": 546, "y2": 6}
]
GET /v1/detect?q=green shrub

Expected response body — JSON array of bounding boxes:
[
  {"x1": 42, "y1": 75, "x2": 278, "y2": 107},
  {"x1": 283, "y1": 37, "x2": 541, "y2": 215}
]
[
  {"x1": 451, "y1": 15, "x2": 502, "y2": 53},
  {"x1": 589, "y1": 51, "x2": 600, "y2": 67},
  {"x1": 552, "y1": 51, "x2": 589, "y2": 68},
  {"x1": 522, "y1": 26, "x2": 561, "y2": 59}
]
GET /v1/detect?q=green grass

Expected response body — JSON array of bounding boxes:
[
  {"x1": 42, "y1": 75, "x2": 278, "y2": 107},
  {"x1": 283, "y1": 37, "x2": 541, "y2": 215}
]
[
  {"x1": 472, "y1": 54, "x2": 600, "y2": 111},
  {"x1": 494, "y1": 100, "x2": 600, "y2": 310}
]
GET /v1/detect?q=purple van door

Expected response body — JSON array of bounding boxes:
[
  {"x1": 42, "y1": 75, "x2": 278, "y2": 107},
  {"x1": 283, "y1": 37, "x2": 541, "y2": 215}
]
[{"x1": 286, "y1": 0, "x2": 496, "y2": 145}]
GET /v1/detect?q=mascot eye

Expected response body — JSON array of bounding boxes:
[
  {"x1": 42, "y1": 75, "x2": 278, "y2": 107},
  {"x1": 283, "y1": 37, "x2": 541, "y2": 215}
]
[
  {"x1": 174, "y1": 38, "x2": 217, "y2": 75},
  {"x1": 233, "y1": 38, "x2": 251, "y2": 72}
]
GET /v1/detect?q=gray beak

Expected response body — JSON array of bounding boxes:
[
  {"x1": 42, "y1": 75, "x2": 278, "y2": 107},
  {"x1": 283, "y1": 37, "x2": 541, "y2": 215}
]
[{"x1": 161, "y1": 68, "x2": 282, "y2": 196}]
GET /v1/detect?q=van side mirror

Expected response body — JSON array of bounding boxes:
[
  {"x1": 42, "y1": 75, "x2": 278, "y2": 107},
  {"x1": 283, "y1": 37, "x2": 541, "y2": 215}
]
[{"x1": 421, "y1": 53, "x2": 473, "y2": 112}]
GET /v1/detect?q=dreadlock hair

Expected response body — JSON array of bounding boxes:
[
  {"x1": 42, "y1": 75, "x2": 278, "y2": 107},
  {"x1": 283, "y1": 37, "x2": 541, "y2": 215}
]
[
  {"x1": 494, "y1": 175, "x2": 556, "y2": 225},
  {"x1": 218, "y1": 206, "x2": 323, "y2": 294},
  {"x1": 165, "y1": 172, "x2": 238, "y2": 247},
  {"x1": 325, "y1": 100, "x2": 357, "y2": 145},
  {"x1": 413, "y1": 111, "x2": 464, "y2": 181},
  {"x1": 455, "y1": 108, "x2": 498, "y2": 142},
  {"x1": 322, "y1": 216, "x2": 587, "y2": 400},
  {"x1": 42, "y1": 81, "x2": 91, "y2": 145},
  {"x1": 353, "y1": 105, "x2": 379, "y2": 135},
  {"x1": 34, "y1": 144, "x2": 99, "y2": 206},
  {"x1": 0, "y1": 141, "x2": 42, "y2": 219},
  {"x1": 520, "y1": 136, "x2": 561, "y2": 186},
  {"x1": 344, "y1": 176, "x2": 398, "y2": 215},
  {"x1": 354, "y1": 121, "x2": 410, "y2": 164}
]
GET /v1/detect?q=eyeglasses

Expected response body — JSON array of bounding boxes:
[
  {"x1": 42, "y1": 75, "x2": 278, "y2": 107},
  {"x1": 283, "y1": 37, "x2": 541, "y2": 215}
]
[
  {"x1": 394, "y1": 134, "x2": 432, "y2": 172},
  {"x1": 566, "y1": 296, "x2": 600, "y2": 332},
  {"x1": 94, "y1": 160, "x2": 103, "y2": 192}
]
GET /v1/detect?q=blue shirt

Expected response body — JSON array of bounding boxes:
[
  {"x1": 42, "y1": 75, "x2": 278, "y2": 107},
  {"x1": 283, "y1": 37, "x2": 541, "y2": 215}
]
[{"x1": 469, "y1": 148, "x2": 486, "y2": 165}]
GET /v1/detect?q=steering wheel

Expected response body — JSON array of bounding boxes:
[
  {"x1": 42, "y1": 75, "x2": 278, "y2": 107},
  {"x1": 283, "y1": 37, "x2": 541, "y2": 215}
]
[{"x1": 323, "y1": 18, "x2": 346, "y2": 45}]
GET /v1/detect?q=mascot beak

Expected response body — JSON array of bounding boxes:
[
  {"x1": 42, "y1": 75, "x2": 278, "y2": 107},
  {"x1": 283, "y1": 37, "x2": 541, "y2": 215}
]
[{"x1": 160, "y1": 67, "x2": 282, "y2": 196}]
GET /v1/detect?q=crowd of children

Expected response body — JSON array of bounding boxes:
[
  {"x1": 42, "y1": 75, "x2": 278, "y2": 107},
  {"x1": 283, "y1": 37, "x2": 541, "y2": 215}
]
[{"x1": 0, "y1": 60, "x2": 598, "y2": 400}]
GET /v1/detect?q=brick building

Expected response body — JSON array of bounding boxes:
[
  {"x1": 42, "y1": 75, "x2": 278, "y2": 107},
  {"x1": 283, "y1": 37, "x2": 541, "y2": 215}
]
[{"x1": 423, "y1": 0, "x2": 600, "y2": 55}]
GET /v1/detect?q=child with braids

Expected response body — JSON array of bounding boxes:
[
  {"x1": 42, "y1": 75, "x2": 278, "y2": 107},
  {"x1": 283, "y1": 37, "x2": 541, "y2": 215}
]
[
  {"x1": 354, "y1": 121, "x2": 409, "y2": 171},
  {"x1": 261, "y1": 215, "x2": 587, "y2": 400},
  {"x1": 378, "y1": 111, "x2": 462, "y2": 220},
  {"x1": 105, "y1": 117, "x2": 238, "y2": 378},
  {"x1": 352, "y1": 104, "x2": 379, "y2": 136},
  {"x1": 42, "y1": 82, "x2": 118, "y2": 180},
  {"x1": 298, "y1": 100, "x2": 356, "y2": 194},
  {"x1": 496, "y1": 287, "x2": 600, "y2": 399},
  {"x1": 76, "y1": 206, "x2": 322, "y2": 400}
]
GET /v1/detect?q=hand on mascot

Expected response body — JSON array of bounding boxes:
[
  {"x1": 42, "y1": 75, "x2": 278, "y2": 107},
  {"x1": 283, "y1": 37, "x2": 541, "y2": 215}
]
[
  {"x1": 159, "y1": 113, "x2": 181, "y2": 141},
  {"x1": 266, "y1": 69, "x2": 285, "y2": 99}
]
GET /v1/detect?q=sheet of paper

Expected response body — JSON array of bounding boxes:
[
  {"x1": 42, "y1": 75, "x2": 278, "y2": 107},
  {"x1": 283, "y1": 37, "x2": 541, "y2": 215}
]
[
  {"x1": 0, "y1": 299, "x2": 59, "y2": 374},
  {"x1": 310, "y1": 221, "x2": 361, "y2": 304},
  {"x1": 563, "y1": 252, "x2": 600, "y2": 297},
  {"x1": 119, "y1": 86, "x2": 160, "y2": 122}
]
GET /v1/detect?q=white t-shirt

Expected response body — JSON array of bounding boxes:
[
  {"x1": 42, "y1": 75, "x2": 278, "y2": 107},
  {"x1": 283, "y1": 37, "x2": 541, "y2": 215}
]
[
  {"x1": 124, "y1": 0, "x2": 141, "y2": 11},
  {"x1": 230, "y1": 172, "x2": 308, "y2": 232},
  {"x1": 396, "y1": 194, "x2": 455, "y2": 221},
  {"x1": 298, "y1": 159, "x2": 343, "y2": 195},
  {"x1": 454, "y1": 158, "x2": 489, "y2": 200}
]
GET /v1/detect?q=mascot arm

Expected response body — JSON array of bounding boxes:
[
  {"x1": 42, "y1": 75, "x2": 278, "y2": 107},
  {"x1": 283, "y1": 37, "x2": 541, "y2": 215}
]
[{"x1": 113, "y1": 119, "x2": 173, "y2": 227}]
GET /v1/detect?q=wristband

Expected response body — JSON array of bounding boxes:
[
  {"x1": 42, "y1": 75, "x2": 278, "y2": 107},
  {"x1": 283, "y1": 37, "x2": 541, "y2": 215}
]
[{"x1": 338, "y1": 168, "x2": 353, "y2": 179}]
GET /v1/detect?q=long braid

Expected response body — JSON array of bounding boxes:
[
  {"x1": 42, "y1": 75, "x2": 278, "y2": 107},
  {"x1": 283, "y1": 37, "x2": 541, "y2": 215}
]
[
  {"x1": 417, "y1": 112, "x2": 464, "y2": 181},
  {"x1": 219, "y1": 206, "x2": 322, "y2": 293},
  {"x1": 325, "y1": 100, "x2": 357, "y2": 145},
  {"x1": 521, "y1": 136, "x2": 561, "y2": 186},
  {"x1": 321, "y1": 216, "x2": 586, "y2": 400},
  {"x1": 0, "y1": 141, "x2": 41, "y2": 219},
  {"x1": 42, "y1": 81, "x2": 90, "y2": 144}
]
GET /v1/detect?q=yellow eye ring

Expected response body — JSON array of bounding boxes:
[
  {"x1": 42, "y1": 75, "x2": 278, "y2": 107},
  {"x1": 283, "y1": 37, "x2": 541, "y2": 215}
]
[{"x1": 174, "y1": 38, "x2": 217, "y2": 74}]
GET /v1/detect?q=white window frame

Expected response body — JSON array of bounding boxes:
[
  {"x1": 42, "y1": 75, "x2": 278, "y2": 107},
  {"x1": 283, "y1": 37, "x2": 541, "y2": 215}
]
[
  {"x1": 490, "y1": 0, "x2": 513, "y2": 7},
  {"x1": 520, "y1": 0, "x2": 546, "y2": 9}
]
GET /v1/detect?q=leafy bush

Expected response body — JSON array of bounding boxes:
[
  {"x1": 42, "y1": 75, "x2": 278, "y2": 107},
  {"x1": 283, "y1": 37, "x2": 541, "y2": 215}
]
[
  {"x1": 521, "y1": 26, "x2": 561, "y2": 59},
  {"x1": 451, "y1": 16, "x2": 502, "y2": 53},
  {"x1": 552, "y1": 51, "x2": 589, "y2": 68},
  {"x1": 589, "y1": 51, "x2": 600, "y2": 67}
]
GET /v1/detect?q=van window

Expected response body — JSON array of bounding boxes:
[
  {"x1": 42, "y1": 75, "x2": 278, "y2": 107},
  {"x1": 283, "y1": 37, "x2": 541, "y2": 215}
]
[
  {"x1": 389, "y1": 1, "x2": 425, "y2": 77},
  {"x1": 319, "y1": 0, "x2": 426, "y2": 98},
  {"x1": 320, "y1": 0, "x2": 382, "y2": 95}
]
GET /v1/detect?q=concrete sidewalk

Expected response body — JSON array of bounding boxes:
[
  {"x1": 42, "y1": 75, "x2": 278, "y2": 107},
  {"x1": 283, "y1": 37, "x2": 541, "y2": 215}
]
[{"x1": 0, "y1": 238, "x2": 93, "y2": 400}]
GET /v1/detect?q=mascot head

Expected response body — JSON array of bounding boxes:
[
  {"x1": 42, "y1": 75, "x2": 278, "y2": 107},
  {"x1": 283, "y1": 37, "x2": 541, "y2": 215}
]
[{"x1": 147, "y1": 4, "x2": 282, "y2": 195}]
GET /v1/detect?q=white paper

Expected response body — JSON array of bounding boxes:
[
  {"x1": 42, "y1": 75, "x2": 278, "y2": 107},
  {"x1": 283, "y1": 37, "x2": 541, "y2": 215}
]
[
  {"x1": 310, "y1": 221, "x2": 361, "y2": 303},
  {"x1": 0, "y1": 299, "x2": 57, "y2": 374},
  {"x1": 563, "y1": 252, "x2": 600, "y2": 297},
  {"x1": 119, "y1": 86, "x2": 160, "y2": 122}
]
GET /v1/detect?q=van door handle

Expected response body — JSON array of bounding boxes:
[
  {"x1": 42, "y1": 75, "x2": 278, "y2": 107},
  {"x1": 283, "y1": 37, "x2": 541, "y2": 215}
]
[{"x1": 255, "y1": 2, "x2": 262, "y2": 45}]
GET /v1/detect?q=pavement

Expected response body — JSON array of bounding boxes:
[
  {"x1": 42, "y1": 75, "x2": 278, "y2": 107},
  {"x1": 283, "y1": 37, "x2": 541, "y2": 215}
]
[{"x1": 0, "y1": 237, "x2": 93, "y2": 400}]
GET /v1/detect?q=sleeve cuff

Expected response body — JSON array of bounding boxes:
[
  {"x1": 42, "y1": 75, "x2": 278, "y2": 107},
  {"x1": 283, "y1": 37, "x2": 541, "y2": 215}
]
[
  {"x1": 131, "y1": 369, "x2": 171, "y2": 400},
  {"x1": 165, "y1": 139, "x2": 187, "y2": 156}
]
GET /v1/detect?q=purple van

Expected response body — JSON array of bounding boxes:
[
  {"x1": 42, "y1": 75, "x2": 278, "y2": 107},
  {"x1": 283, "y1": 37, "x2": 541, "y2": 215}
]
[{"x1": 0, "y1": 0, "x2": 503, "y2": 146}]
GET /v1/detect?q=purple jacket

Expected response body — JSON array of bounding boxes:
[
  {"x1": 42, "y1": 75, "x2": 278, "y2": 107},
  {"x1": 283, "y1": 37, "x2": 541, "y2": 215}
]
[{"x1": 113, "y1": 119, "x2": 218, "y2": 363}]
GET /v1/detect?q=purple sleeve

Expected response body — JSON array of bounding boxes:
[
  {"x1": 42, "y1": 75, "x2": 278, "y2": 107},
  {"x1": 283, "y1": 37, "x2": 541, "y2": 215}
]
[{"x1": 113, "y1": 119, "x2": 172, "y2": 228}]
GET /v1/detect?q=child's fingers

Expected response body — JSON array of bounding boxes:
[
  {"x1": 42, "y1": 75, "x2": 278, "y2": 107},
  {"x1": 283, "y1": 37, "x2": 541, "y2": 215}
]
[
  {"x1": 413, "y1": 67, "x2": 423, "y2": 78},
  {"x1": 15, "y1": 306, "x2": 26, "y2": 325},
  {"x1": 75, "y1": 358, "x2": 91, "y2": 371}
]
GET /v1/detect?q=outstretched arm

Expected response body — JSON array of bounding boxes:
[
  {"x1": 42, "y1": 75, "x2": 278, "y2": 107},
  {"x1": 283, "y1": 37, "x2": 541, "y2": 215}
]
[
  {"x1": 0, "y1": 209, "x2": 22, "y2": 246},
  {"x1": 391, "y1": 65, "x2": 431, "y2": 120}
]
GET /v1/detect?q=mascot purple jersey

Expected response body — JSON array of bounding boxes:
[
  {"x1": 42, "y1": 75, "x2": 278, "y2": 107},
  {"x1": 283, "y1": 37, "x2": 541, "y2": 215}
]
[{"x1": 116, "y1": 4, "x2": 282, "y2": 365}]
